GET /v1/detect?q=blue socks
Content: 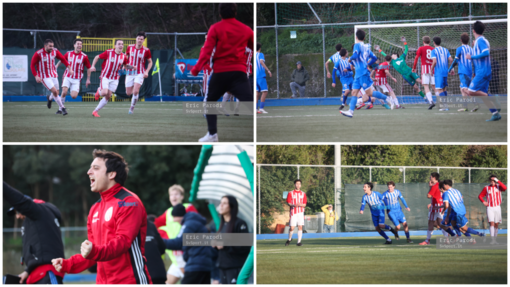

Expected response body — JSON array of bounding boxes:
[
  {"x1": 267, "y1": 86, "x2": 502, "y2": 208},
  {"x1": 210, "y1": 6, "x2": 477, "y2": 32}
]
[
  {"x1": 405, "y1": 232, "x2": 410, "y2": 239},
  {"x1": 384, "y1": 225, "x2": 393, "y2": 231},
  {"x1": 372, "y1": 90, "x2": 387, "y2": 101},
  {"x1": 446, "y1": 228, "x2": 456, "y2": 236},
  {"x1": 260, "y1": 102, "x2": 265, "y2": 109},
  {"x1": 349, "y1": 95, "x2": 357, "y2": 111},
  {"x1": 466, "y1": 227, "x2": 481, "y2": 236},
  {"x1": 378, "y1": 230, "x2": 389, "y2": 240},
  {"x1": 439, "y1": 91, "x2": 447, "y2": 96},
  {"x1": 454, "y1": 226, "x2": 463, "y2": 236},
  {"x1": 342, "y1": 95, "x2": 347, "y2": 105}
]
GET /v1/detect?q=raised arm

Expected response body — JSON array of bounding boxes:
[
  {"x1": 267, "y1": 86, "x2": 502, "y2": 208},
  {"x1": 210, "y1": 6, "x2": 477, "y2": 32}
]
[{"x1": 413, "y1": 47, "x2": 421, "y2": 72}]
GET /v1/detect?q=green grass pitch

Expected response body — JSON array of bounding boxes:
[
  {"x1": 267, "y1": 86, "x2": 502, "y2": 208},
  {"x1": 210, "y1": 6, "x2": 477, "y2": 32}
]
[
  {"x1": 256, "y1": 104, "x2": 507, "y2": 142},
  {"x1": 3, "y1": 102, "x2": 253, "y2": 142},
  {"x1": 257, "y1": 235, "x2": 507, "y2": 284}
]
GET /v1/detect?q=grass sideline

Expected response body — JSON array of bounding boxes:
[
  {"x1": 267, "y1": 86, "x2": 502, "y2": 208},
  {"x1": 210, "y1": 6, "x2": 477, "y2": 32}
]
[
  {"x1": 257, "y1": 235, "x2": 507, "y2": 284},
  {"x1": 3, "y1": 102, "x2": 253, "y2": 142},
  {"x1": 256, "y1": 104, "x2": 507, "y2": 142}
]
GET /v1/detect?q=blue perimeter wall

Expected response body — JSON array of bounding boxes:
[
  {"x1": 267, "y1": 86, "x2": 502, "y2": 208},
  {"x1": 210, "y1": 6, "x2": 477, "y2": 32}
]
[
  {"x1": 3, "y1": 95, "x2": 204, "y2": 102},
  {"x1": 257, "y1": 229, "x2": 507, "y2": 240}
]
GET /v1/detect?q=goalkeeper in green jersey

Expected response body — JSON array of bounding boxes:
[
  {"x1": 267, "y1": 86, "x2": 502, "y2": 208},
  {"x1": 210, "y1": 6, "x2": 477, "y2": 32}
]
[{"x1": 375, "y1": 36, "x2": 427, "y2": 101}]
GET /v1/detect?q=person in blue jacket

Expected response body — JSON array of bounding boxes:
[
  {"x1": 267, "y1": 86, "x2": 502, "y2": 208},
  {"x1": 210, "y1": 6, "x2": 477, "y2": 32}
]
[{"x1": 163, "y1": 204, "x2": 214, "y2": 284}]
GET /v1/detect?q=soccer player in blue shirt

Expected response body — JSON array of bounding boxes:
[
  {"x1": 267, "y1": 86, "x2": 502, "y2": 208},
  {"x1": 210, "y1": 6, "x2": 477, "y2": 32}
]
[
  {"x1": 436, "y1": 182, "x2": 464, "y2": 241},
  {"x1": 360, "y1": 182, "x2": 398, "y2": 244},
  {"x1": 383, "y1": 181, "x2": 413, "y2": 243},
  {"x1": 333, "y1": 48, "x2": 354, "y2": 110},
  {"x1": 448, "y1": 33, "x2": 475, "y2": 112},
  {"x1": 430, "y1": 36, "x2": 454, "y2": 111},
  {"x1": 466, "y1": 21, "x2": 502, "y2": 122},
  {"x1": 441, "y1": 180, "x2": 485, "y2": 238},
  {"x1": 341, "y1": 29, "x2": 392, "y2": 118},
  {"x1": 326, "y1": 43, "x2": 343, "y2": 83},
  {"x1": 256, "y1": 43, "x2": 272, "y2": 114}
]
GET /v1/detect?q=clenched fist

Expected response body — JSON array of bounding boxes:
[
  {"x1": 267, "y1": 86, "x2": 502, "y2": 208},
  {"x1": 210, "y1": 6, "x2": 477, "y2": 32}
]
[{"x1": 81, "y1": 239, "x2": 93, "y2": 258}]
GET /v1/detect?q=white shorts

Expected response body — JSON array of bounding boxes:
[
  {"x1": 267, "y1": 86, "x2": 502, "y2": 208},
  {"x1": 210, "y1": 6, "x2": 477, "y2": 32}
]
[
  {"x1": 62, "y1": 77, "x2": 81, "y2": 92},
  {"x1": 42, "y1": 78, "x2": 59, "y2": 92},
  {"x1": 290, "y1": 213, "x2": 305, "y2": 227},
  {"x1": 428, "y1": 210, "x2": 443, "y2": 221},
  {"x1": 422, "y1": 73, "x2": 435, "y2": 85},
  {"x1": 167, "y1": 264, "x2": 184, "y2": 278},
  {"x1": 100, "y1": 77, "x2": 119, "y2": 92},
  {"x1": 487, "y1": 206, "x2": 502, "y2": 223},
  {"x1": 125, "y1": 73, "x2": 144, "y2": 88},
  {"x1": 376, "y1": 84, "x2": 393, "y2": 94}
]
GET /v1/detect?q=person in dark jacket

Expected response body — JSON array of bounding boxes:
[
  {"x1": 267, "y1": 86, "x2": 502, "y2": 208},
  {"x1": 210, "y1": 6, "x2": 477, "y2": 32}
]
[
  {"x1": 163, "y1": 204, "x2": 214, "y2": 284},
  {"x1": 3, "y1": 182, "x2": 66, "y2": 284},
  {"x1": 215, "y1": 196, "x2": 251, "y2": 284},
  {"x1": 290, "y1": 61, "x2": 310, "y2": 98},
  {"x1": 145, "y1": 215, "x2": 167, "y2": 284}
]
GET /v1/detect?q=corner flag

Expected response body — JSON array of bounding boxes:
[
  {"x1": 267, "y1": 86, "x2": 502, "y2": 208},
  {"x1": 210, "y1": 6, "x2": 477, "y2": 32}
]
[{"x1": 152, "y1": 58, "x2": 160, "y2": 75}]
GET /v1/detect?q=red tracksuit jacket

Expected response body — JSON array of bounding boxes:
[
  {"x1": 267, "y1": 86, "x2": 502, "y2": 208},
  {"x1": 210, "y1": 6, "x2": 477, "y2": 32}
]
[
  {"x1": 61, "y1": 184, "x2": 152, "y2": 284},
  {"x1": 192, "y1": 17, "x2": 254, "y2": 75}
]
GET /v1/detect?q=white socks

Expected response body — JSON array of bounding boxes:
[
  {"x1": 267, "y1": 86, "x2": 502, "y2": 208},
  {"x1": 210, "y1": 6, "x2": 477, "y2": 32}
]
[
  {"x1": 426, "y1": 230, "x2": 432, "y2": 240},
  {"x1": 426, "y1": 92, "x2": 433, "y2": 103},
  {"x1": 288, "y1": 229, "x2": 294, "y2": 241},
  {"x1": 131, "y1": 94, "x2": 139, "y2": 108},
  {"x1": 392, "y1": 97, "x2": 399, "y2": 106},
  {"x1": 54, "y1": 95, "x2": 64, "y2": 109},
  {"x1": 95, "y1": 98, "x2": 108, "y2": 112},
  {"x1": 490, "y1": 226, "x2": 494, "y2": 237},
  {"x1": 442, "y1": 230, "x2": 448, "y2": 237},
  {"x1": 297, "y1": 230, "x2": 303, "y2": 243},
  {"x1": 495, "y1": 228, "x2": 498, "y2": 237}
]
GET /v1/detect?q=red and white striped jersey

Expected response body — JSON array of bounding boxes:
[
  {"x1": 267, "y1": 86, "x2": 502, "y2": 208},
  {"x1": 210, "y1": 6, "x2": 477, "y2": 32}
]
[
  {"x1": 286, "y1": 190, "x2": 307, "y2": 216},
  {"x1": 428, "y1": 183, "x2": 443, "y2": 213},
  {"x1": 63, "y1": 51, "x2": 91, "y2": 80},
  {"x1": 375, "y1": 61, "x2": 389, "y2": 86},
  {"x1": 99, "y1": 49, "x2": 128, "y2": 80},
  {"x1": 30, "y1": 48, "x2": 69, "y2": 79},
  {"x1": 478, "y1": 182, "x2": 507, "y2": 207},
  {"x1": 245, "y1": 47, "x2": 253, "y2": 76},
  {"x1": 413, "y1": 45, "x2": 434, "y2": 74},
  {"x1": 126, "y1": 44, "x2": 152, "y2": 75}
]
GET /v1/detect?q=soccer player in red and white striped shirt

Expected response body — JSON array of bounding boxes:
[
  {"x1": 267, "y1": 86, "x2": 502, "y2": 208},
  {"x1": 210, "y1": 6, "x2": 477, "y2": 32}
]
[
  {"x1": 478, "y1": 175, "x2": 507, "y2": 242},
  {"x1": 420, "y1": 172, "x2": 446, "y2": 245},
  {"x1": 89, "y1": 40, "x2": 136, "y2": 117},
  {"x1": 370, "y1": 56, "x2": 403, "y2": 109},
  {"x1": 412, "y1": 36, "x2": 437, "y2": 107},
  {"x1": 285, "y1": 179, "x2": 307, "y2": 247},
  {"x1": 125, "y1": 32, "x2": 152, "y2": 114},
  {"x1": 55, "y1": 38, "x2": 92, "y2": 115},
  {"x1": 30, "y1": 39, "x2": 74, "y2": 114}
]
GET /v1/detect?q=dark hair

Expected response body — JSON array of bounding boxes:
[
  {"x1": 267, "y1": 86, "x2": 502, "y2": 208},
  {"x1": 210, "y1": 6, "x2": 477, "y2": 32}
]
[
  {"x1": 115, "y1": 39, "x2": 123, "y2": 45},
  {"x1": 219, "y1": 3, "x2": 237, "y2": 19},
  {"x1": 438, "y1": 180, "x2": 445, "y2": 190},
  {"x1": 460, "y1": 33, "x2": 469, "y2": 44},
  {"x1": 92, "y1": 149, "x2": 129, "y2": 186},
  {"x1": 364, "y1": 182, "x2": 373, "y2": 191},
  {"x1": 136, "y1": 31, "x2": 146, "y2": 39},
  {"x1": 433, "y1": 36, "x2": 441, "y2": 46},
  {"x1": 473, "y1": 21, "x2": 485, "y2": 35},
  {"x1": 340, "y1": 48, "x2": 347, "y2": 57},
  {"x1": 147, "y1": 214, "x2": 157, "y2": 222},
  {"x1": 44, "y1": 39, "x2": 54, "y2": 46},
  {"x1": 335, "y1": 43, "x2": 343, "y2": 51},
  {"x1": 294, "y1": 179, "x2": 302, "y2": 184},
  {"x1": 387, "y1": 181, "x2": 395, "y2": 187},
  {"x1": 431, "y1": 172, "x2": 440, "y2": 181},
  {"x1": 218, "y1": 195, "x2": 238, "y2": 233},
  {"x1": 489, "y1": 174, "x2": 497, "y2": 181},
  {"x1": 385, "y1": 55, "x2": 392, "y2": 62},
  {"x1": 73, "y1": 38, "x2": 83, "y2": 45},
  {"x1": 356, "y1": 29, "x2": 366, "y2": 41},
  {"x1": 422, "y1": 36, "x2": 431, "y2": 44},
  {"x1": 351, "y1": 44, "x2": 354, "y2": 51},
  {"x1": 443, "y1": 179, "x2": 453, "y2": 187},
  {"x1": 257, "y1": 42, "x2": 262, "y2": 51}
]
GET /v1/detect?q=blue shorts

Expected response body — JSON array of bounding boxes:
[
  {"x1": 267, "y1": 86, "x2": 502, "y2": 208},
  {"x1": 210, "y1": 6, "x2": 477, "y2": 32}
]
[
  {"x1": 340, "y1": 77, "x2": 353, "y2": 92},
  {"x1": 441, "y1": 212, "x2": 455, "y2": 227},
  {"x1": 256, "y1": 77, "x2": 268, "y2": 92},
  {"x1": 435, "y1": 75, "x2": 448, "y2": 89},
  {"x1": 459, "y1": 74, "x2": 472, "y2": 89},
  {"x1": 371, "y1": 213, "x2": 385, "y2": 227},
  {"x1": 387, "y1": 211, "x2": 406, "y2": 226},
  {"x1": 452, "y1": 213, "x2": 469, "y2": 228},
  {"x1": 468, "y1": 74, "x2": 491, "y2": 94},
  {"x1": 353, "y1": 74, "x2": 373, "y2": 91}
]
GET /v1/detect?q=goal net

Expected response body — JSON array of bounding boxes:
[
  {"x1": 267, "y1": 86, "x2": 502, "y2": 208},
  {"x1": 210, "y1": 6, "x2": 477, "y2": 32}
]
[{"x1": 354, "y1": 19, "x2": 507, "y2": 105}]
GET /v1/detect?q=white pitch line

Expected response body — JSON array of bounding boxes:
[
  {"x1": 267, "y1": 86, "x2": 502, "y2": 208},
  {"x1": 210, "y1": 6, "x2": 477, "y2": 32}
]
[{"x1": 258, "y1": 113, "x2": 506, "y2": 118}]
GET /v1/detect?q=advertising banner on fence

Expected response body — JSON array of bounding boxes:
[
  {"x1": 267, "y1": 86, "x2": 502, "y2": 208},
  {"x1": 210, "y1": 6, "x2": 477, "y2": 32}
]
[
  {"x1": 175, "y1": 59, "x2": 203, "y2": 83},
  {"x1": 3, "y1": 55, "x2": 28, "y2": 82}
]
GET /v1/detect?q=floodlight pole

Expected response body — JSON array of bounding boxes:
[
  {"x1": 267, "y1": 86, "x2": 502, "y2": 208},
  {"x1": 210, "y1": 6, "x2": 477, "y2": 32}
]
[
  {"x1": 174, "y1": 34, "x2": 178, "y2": 97},
  {"x1": 159, "y1": 68, "x2": 163, "y2": 102},
  {"x1": 275, "y1": 3, "x2": 280, "y2": 99}
]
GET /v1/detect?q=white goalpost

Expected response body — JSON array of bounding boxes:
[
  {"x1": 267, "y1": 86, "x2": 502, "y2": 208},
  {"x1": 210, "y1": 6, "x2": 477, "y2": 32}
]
[{"x1": 354, "y1": 19, "x2": 507, "y2": 105}]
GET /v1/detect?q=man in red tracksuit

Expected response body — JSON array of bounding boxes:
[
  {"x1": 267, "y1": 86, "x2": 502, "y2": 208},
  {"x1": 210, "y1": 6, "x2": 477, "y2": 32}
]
[
  {"x1": 52, "y1": 150, "x2": 152, "y2": 284},
  {"x1": 191, "y1": 3, "x2": 254, "y2": 142}
]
